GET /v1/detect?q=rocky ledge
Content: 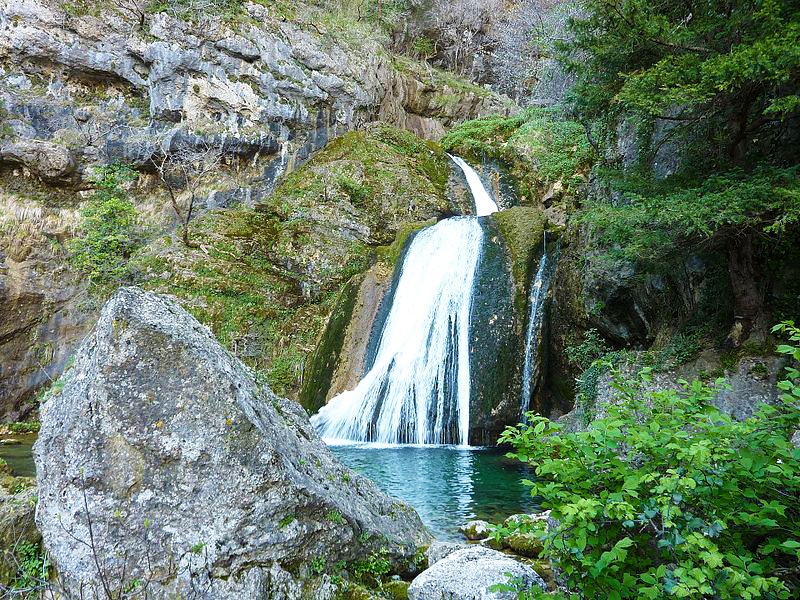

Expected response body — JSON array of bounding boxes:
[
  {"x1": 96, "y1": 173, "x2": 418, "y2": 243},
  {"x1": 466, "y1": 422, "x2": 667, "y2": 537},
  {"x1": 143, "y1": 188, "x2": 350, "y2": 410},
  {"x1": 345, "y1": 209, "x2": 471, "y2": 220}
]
[{"x1": 34, "y1": 286, "x2": 431, "y2": 599}]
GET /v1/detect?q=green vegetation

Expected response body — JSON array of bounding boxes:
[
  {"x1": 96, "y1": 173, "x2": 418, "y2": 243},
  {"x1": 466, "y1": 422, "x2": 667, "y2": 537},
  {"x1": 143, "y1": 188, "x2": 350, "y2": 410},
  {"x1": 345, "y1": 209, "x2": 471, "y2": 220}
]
[
  {"x1": 351, "y1": 549, "x2": 392, "y2": 588},
  {"x1": 498, "y1": 323, "x2": 800, "y2": 599},
  {"x1": 5, "y1": 422, "x2": 40, "y2": 434},
  {"x1": 442, "y1": 108, "x2": 594, "y2": 203},
  {"x1": 68, "y1": 163, "x2": 139, "y2": 289},
  {"x1": 10, "y1": 541, "x2": 49, "y2": 592},
  {"x1": 325, "y1": 510, "x2": 344, "y2": 524},
  {"x1": 565, "y1": 328, "x2": 611, "y2": 372},
  {"x1": 278, "y1": 514, "x2": 296, "y2": 529},
  {"x1": 560, "y1": 0, "x2": 800, "y2": 345}
]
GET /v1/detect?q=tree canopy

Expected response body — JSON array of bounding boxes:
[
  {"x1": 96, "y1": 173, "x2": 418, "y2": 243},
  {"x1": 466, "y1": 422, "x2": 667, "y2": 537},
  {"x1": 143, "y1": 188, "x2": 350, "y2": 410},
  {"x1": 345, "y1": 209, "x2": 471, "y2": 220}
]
[{"x1": 560, "y1": 0, "x2": 800, "y2": 345}]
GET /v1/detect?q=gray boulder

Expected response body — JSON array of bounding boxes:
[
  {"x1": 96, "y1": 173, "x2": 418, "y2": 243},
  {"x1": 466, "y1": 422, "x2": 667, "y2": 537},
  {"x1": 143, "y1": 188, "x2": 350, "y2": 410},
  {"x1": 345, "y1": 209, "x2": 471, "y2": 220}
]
[
  {"x1": 34, "y1": 287, "x2": 431, "y2": 599},
  {"x1": 426, "y1": 540, "x2": 467, "y2": 566},
  {"x1": 408, "y1": 546, "x2": 546, "y2": 600},
  {"x1": 0, "y1": 140, "x2": 76, "y2": 182}
]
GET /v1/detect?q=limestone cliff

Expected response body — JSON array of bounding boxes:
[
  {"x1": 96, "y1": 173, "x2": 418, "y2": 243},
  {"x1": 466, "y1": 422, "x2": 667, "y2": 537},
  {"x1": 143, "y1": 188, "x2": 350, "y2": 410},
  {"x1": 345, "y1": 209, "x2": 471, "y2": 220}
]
[{"x1": 0, "y1": 0, "x2": 512, "y2": 420}]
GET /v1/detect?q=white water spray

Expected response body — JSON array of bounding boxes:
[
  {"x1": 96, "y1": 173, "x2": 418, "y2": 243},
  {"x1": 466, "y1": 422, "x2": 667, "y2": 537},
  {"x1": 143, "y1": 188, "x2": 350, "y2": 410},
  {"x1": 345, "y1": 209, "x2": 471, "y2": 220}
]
[{"x1": 311, "y1": 156, "x2": 498, "y2": 446}]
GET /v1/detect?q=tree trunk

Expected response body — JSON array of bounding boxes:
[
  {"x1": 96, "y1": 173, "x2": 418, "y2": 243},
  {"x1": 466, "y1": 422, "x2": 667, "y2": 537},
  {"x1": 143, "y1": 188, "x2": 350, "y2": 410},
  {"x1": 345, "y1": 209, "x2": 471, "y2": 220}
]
[{"x1": 725, "y1": 233, "x2": 762, "y2": 348}]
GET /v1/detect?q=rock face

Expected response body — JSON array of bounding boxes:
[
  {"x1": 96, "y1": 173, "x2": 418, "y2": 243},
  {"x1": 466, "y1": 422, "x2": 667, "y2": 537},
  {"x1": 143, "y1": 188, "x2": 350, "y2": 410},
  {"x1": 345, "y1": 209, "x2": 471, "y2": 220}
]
[
  {"x1": 408, "y1": 546, "x2": 546, "y2": 600},
  {"x1": 0, "y1": 0, "x2": 509, "y2": 187},
  {"x1": 34, "y1": 287, "x2": 431, "y2": 599},
  {"x1": 0, "y1": 140, "x2": 76, "y2": 183},
  {"x1": 561, "y1": 351, "x2": 789, "y2": 429},
  {"x1": 0, "y1": 233, "x2": 92, "y2": 421}
]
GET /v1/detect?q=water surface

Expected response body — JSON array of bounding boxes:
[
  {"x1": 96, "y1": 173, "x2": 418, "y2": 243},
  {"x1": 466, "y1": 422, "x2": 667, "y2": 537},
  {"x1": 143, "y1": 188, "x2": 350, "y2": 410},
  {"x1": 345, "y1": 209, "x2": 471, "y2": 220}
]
[
  {"x1": 0, "y1": 434, "x2": 37, "y2": 477},
  {"x1": 330, "y1": 444, "x2": 537, "y2": 539}
]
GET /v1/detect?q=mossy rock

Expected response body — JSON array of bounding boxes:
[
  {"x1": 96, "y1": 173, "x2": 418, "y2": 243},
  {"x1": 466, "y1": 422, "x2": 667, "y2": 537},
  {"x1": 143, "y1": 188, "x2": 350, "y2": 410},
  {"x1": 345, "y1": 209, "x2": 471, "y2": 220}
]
[
  {"x1": 0, "y1": 487, "x2": 41, "y2": 587},
  {"x1": 504, "y1": 532, "x2": 544, "y2": 558},
  {"x1": 492, "y1": 206, "x2": 547, "y2": 303},
  {"x1": 299, "y1": 274, "x2": 363, "y2": 413},
  {"x1": 131, "y1": 123, "x2": 453, "y2": 401},
  {"x1": 383, "y1": 579, "x2": 410, "y2": 600}
]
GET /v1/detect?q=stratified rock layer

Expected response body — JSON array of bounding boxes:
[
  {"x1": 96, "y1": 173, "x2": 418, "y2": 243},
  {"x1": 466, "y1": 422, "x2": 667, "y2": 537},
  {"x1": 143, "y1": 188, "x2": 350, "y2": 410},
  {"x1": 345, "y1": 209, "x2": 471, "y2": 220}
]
[{"x1": 34, "y1": 287, "x2": 430, "y2": 599}]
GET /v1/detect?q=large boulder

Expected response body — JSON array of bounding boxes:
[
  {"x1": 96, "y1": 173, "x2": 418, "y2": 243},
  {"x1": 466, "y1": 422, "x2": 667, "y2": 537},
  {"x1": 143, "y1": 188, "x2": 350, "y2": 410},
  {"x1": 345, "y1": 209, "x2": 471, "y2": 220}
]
[
  {"x1": 34, "y1": 286, "x2": 431, "y2": 599},
  {"x1": 0, "y1": 140, "x2": 77, "y2": 182},
  {"x1": 408, "y1": 546, "x2": 546, "y2": 600}
]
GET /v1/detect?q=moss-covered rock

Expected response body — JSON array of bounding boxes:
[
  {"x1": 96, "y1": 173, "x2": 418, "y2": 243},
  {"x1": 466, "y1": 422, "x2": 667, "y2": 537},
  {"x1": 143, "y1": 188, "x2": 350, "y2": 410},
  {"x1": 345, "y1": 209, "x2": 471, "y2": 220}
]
[
  {"x1": 383, "y1": 579, "x2": 410, "y2": 600},
  {"x1": 492, "y1": 207, "x2": 547, "y2": 314},
  {"x1": 469, "y1": 217, "x2": 522, "y2": 444},
  {"x1": 441, "y1": 108, "x2": 594, "y2": 207},
  {"x1": 130, "y1": 124, "x2": 453, "y2": 402},
  {"x1": 504, "y1": 532, "x2": 544, "y2": 558},
  {"x1": 300, "y1": 274, "x2": 364, "y2": 414},
  {"x1": 0, "y1": 483, "x2": 41, "y2": 588}
]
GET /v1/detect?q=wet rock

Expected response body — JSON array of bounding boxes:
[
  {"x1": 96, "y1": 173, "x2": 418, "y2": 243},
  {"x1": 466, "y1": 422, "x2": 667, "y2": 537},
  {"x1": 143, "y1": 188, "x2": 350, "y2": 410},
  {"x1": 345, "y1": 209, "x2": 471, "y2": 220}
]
[
  {"x1": 469, "y1": 217, "x2": 522, "y2": 445},
  {"x1": 408, "y1": 546, "x2": 546, "y2": 600},
  {"x1": 459, "y1": 519, "x2": 491, "y2": 541},
  {"x1": 35, "y1": 287, "x2": 431, "y2": 599}
]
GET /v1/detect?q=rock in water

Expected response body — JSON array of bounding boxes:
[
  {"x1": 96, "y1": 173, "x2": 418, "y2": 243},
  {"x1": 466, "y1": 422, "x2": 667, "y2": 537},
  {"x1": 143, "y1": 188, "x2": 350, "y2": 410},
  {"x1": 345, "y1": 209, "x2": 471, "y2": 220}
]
[
  {"x1": 34, "y1": 287, "x2": 431, "y2": 599},
  {"x1": 408, "y1": 546, "x2": 546, "y2": 600}
]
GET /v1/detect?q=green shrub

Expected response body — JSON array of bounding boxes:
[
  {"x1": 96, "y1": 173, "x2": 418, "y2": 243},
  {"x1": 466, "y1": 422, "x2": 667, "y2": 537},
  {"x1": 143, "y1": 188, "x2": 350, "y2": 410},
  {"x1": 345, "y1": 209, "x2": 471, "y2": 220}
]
[
  {"x1": 412, "y1": 36, "x2": 435, "y2": 58},
  {"x1": 351, "y1": 549, "x2": 391, "y2": 587},
  {"x1": 565, "y1": 328, "x2": 611, "y2": 371},
  {"x1": 11, "y1": 541, "x2": 48, "y2": 591},
  {"x1": 498, "y1": 322, "x2": 800, "y2": 599},
  {"x1": 68, "y1": 163, "x2": 139, "y2": 287},
  {"x1": 7, "y1": 421, "x2": 40, "y2": 434}
]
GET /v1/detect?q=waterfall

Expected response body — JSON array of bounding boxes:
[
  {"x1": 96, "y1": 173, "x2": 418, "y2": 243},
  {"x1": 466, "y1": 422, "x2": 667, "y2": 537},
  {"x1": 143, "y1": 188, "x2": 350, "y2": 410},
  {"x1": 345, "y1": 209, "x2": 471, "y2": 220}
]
[
  {"x1": 519, "y1": 234, "x2": 553, "y2": 418},
  {"x1": 311, "y1": 156, "x2": 498, "y2": 446},
  {"x1": 449, "y1": 155, "x2": 499, "y2": 217}
]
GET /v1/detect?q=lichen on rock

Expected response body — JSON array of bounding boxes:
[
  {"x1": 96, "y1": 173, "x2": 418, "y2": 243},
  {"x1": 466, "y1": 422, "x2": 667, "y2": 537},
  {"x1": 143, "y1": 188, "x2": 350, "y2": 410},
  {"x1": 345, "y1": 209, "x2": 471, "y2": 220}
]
[{"x1": 34, "y1": 286, "x2": 431, "y2": 599}]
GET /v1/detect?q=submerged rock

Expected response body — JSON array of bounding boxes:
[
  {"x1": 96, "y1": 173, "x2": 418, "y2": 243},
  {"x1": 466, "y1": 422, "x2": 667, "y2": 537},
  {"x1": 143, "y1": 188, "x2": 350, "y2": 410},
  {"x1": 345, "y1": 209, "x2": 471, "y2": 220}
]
[
  {"x1": 34, "y1": 287, "x2": 430, "y2": 599},
  {"x1": 408, "y1": 546, "x2": 545, "y2": 600}
]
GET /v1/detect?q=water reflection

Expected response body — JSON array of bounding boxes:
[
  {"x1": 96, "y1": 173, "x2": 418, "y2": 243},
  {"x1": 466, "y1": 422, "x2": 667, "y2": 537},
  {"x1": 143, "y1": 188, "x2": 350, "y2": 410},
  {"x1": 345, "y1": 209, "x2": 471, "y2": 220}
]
[{"x1": 330, "y1": 444, "x2": 537, "y2": 539}]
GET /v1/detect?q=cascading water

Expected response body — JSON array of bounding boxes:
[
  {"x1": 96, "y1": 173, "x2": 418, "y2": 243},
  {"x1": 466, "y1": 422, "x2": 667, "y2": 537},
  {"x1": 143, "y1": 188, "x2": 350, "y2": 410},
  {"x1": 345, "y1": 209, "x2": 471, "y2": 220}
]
[
  {"x1": 310, "y1": 156, "x2": 498, "y2": 445},
  {"x1": 449, "y1": 155, "x2": 499, "y2": 217},
  {"x1": 519, "y1": 233, "x2": 554, "y2": 418}
]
